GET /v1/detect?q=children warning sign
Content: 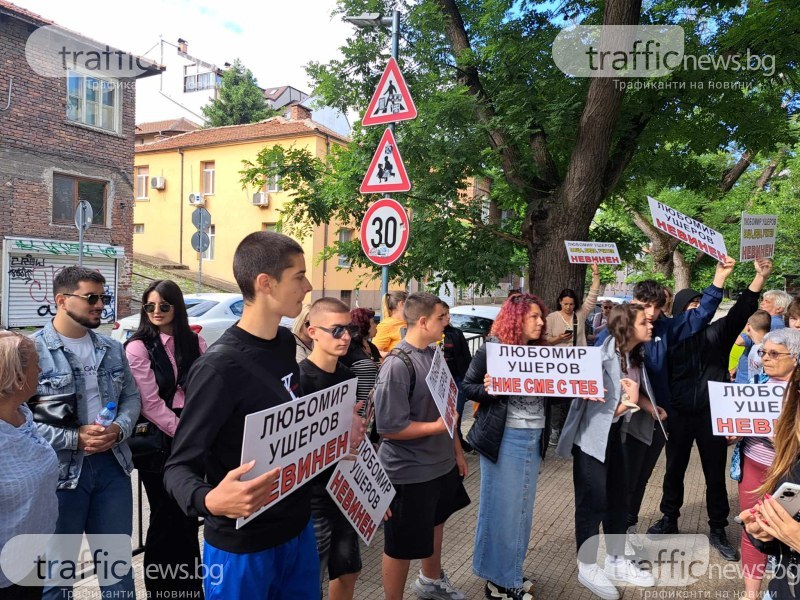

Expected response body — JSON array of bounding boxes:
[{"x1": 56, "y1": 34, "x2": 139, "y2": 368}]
[
  {"x1": 647, "y1": 197, "x2": 729, "y2": 262},
  {"x1": 485, "y1": 342, "x2": 603, "y2": 398},
  {"x1": 740, "y1": 213, "x2": 777, "y2": 262},
  {"x1": 237, "y1": 379, "x2": 357, "y2": 528},
  {"x1": 565, "y1": 241, "x2": 621, "y2": 265},
  {"x1": 360, "y1": 128, "x2": 411, "y2": 194},
  {"x1": 425, "y1": 346, "x2": 459, "y2": 438},
  {"x1": 362, "y1": 57, "x2": 417, "y2": 127},
  {"x1": 326, "y1": 439, "x2": 396, "y2": 545},
  {"x1": 709, "y1": 381, "x2": 787, "y2": 437}
]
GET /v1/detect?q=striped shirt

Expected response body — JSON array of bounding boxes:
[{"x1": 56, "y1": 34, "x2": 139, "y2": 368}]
[
  {"x1": 0, "y1": 405, "x2": 59, "y2": 587},
  {"x1": 340, "y1": 342, "x2": 381, "y2": 405},
  {"x1": 742, "y1": 376, "x2": 782, "y2": 466}
]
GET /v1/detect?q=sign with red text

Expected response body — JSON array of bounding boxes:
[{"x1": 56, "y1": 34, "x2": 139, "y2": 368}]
[
  {"x1": 237, "y1": 379, "x2": 357, "y2": 529},
  {"x1": 647, "y1": 197, "x2": 729, "y2": 262},
  {"x1": 360, "y1": 128, "x2": 411, "y2": 194},
  {"x1": 326, "y1": 439, "x2": 396, "y2": 544},
  {"x1": 740, "y1": 213, "x2": 777, "y2": 262},
  {"x1": 709, "y1": 381, "x2": 787, "y2": 437},
  {"x1": 425, "y1": 346, "x2": 459, "y2": 438},
  {"x1": 565, "y1": 241, "x2": 621, "y2": 265},
  {"x1": 485, "y1": 342, "x2": 603, "y2": 398},
  {"x1": 362, "y1": 57, "x2": 417, "y2": 127}
]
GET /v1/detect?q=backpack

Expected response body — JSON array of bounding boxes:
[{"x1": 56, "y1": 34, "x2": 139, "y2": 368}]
[{"x1": 365, "y1": 347, "x2": 416, "y2": 440}]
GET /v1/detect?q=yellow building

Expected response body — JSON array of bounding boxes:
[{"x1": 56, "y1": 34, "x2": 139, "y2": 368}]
[{"x1": 133, "y1": 108, "x2": 388, "y2": 308}]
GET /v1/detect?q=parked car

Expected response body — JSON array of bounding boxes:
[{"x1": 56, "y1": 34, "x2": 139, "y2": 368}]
[
  {"x1": 111, "y1": 293, "x2": 244, "y2": 345},
  {"x1": 448, "y1": 305, "x2": 501, "y2": 337}
]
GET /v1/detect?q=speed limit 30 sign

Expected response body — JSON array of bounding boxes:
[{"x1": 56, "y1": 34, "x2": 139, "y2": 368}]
[{"x1": 360, "y1": 198, "x2": 410, "y2": 266}]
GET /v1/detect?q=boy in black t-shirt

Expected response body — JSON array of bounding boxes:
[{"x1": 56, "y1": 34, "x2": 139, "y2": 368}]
[
  {"x1": 164, "y1": 232, "x2": 364, "y2": 600},
  {"x1": 299, "y1": 297, "x2": 363, "y2": 600}
]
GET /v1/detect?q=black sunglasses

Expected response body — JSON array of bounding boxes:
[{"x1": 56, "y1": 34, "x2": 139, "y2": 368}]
[
  {"x1": 63, "y1": 293, "x2": 112, "y2": 306},
  {"x1": 315, "y1": 324, "x2": 359, "y2": 339},
  {"x1": 144, "y1": 302, "x2": 173, "y2": 313}
]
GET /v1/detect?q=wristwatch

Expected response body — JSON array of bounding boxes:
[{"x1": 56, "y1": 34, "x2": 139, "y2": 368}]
[{"x1": 116, "y1": 426, "x2": 124, "y2": 443}]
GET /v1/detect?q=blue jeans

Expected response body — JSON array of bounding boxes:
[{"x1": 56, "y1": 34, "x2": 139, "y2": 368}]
[
  {"x1": 43, "y1": 452, "x2": 134, "y2": 600},
  {"x1": 203, "y1": 520, "x2": 319, "y2": 600},
  {"x1": 473, "y1": 427, "x2": 543, "y2": 588}
]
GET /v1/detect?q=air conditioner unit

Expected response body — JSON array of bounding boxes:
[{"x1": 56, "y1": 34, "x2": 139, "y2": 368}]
[
  {"x1": 188, "y1": 193, "x2": 205, "y2": 206},
  {"x1": 150, "y1": 176, "x2": 166, "y2": 190},
  {"x1": 252, "y1": 192, "x2": 270, "y2": 207}
]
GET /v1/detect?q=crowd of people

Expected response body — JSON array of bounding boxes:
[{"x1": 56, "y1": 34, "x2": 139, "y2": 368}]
[{"x1": 2, "y1": 230, "x2": 800, "y2": 600}]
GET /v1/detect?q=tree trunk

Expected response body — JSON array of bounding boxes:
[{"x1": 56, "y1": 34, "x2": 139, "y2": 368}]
[{"x1": 672, "y1": 248, "x2": 691, "y2": 291}]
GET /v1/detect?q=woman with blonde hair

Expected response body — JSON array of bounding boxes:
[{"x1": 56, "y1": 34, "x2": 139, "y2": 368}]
[
  {"x1": 292, "y1": 304, "x2": 314, "y2": 362},
  {"x1": 373, "y1": 291, "x2": 408, "y2": 357},
  {"x1": 0, "y1": 331, "x2": 59, "y2": 599}
]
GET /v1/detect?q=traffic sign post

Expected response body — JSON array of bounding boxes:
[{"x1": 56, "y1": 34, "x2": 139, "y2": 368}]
[
  {"x1": 191, "y1": 207, "x2": 211, "y2": 292},
  {"x1": 362, "y1": 57, "x2": 417, "y2": 127},
  {"x1": 360, "y1": 198, "x2": 410, "y2": 267},
  {"x1": 74, "y1": 200, "x2": 93, "y2": 267}
]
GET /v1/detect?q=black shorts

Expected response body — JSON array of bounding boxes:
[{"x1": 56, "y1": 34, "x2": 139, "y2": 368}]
[
  {"x1": 384, "y1": 465, "x2": 471, "y2": 560},
  {"x1": 312, "y1": 494, "x2": 362, "y2": 581}
]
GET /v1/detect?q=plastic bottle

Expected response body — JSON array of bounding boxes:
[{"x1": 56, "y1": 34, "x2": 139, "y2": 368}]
[{"x1": 94, "y1": 402, "x2": 117, "y2": 427}]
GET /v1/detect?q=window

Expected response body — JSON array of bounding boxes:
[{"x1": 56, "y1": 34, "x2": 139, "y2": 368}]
[
  {"x1": 202, "y1": 161, "x2": 215, "y2": 195},
  {"x1": 135, "y1": 166, "x2": 149, "y2": 200},
  {"x1": 67, "y1": 71, "x2": 118, "y2": 132},
  {"x1": 266, "y1": 164, "x2": 282, "y2": 193},
  {"x1": 184, "y1": 67, "x2": 221, "y2": 93},
  {"x1": 52, "y1": 174, "x2": 107, "y2": 226},
  {"x1": 338, "y1": 229, "x2": 353, "y2": 268},
  {"x1": 230, "y1": 300, "x2": 244, "y2": 317},
  {"x1": 202, "y1": 225, "x2": 216, "y2": 260},
  {"x1": 262, "y1": 222, "x2": 281, "y2": 233},
  {"x1": 341, "y1": 290, "x2": 352, "y2": 307},
  {"x1": 133, "y1": 224, "x2": 145, "y2": 234}
]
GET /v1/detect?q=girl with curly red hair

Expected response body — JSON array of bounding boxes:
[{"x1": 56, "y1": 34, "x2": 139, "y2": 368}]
[{"x1": 462, "y1": 293, "x2": 552, "y2": 600}]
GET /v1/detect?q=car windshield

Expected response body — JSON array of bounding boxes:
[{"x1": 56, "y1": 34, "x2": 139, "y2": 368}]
[
  {"x1": 186, "y1": 300, "x2": 219, "y2": 317},
  {"x1": 449, "y1": 313, "x2": 494, "y2": 335}
]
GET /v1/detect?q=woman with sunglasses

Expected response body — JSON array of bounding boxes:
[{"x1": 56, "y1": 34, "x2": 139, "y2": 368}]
[
  {"x1": 736, "y1": 327, "x2": 800, "y2": 599},
  {"x1": 124, "y1": 280, "x2": 206, "y2": 597}
]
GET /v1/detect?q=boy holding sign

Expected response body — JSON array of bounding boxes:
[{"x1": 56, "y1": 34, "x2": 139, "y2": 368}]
[{"x1": 373, "y1": 292, "x2": 470, "y2": 600}]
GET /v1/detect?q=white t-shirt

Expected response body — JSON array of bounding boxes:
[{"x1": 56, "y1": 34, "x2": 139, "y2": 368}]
[
  {"x1": 747, "y1": 343, "x2": 764, "y2": 382},
  {"x1": 60, "y1": 333, "x2": 101, "y2": 424}
]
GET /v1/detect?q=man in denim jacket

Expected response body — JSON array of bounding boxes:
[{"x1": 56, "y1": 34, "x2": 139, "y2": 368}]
[{"x1": 31, "y1": 266, "x2": 140, "y2": 599}]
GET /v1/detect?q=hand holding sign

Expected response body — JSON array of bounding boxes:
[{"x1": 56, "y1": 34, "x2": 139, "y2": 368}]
[
  {"x1": 205, "y1": 461, "x2": 281, "y2": 519},
  {"x1": 712, "y1": 256, "x2": 737, "y2": 288},
  {"x1": 754, "y1": 257, "x2": 774, "y2": 280}
]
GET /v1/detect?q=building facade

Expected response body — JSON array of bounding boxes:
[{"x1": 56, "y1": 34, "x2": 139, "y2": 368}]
[{"x1": 0, "y1": 0, "x2": 159, "y2": 327}]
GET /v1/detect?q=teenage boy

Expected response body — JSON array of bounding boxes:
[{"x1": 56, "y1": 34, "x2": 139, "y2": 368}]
[
  {"x1": 374, "y1": 292, "x2": 470, "y2": 600},
  {"x1": 733, "y1": 310, "x2": 772, "y2": 382},
  {"x1": 32, "y1": 266, "x2": 141, "y2": 600},
  {"x1": 164, "y1": 232, "x2": 364, "y2": 600},
  {"x1": 299, "y1": 298, "x2": 362, "y2": 600}
]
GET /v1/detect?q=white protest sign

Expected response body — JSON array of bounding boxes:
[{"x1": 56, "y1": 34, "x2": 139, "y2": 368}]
[
  {"x1": 326, "y1": 439, "x2": 396, "y2": 545},
  {"x1": 708, "y1": 381, "x2": 787, "y2": 437},
  {"x1": 564, "y1": 241, "x2": 621, "y2": 265},
  {"x1": 647, "y1": 196, "x2": 729, "y2": 262},
  {"x1": 485, "y1": 342, "x2": 603, "y2": 398},
  {"x1": 237, "y1": 379, "x2": 357, "y2": 529},
  {"x1": 425, "y1": 346, "x2": 459, "y2": 438},
  {"x1": 740, "y1": 213, "x2": 777, "y2": 262}
]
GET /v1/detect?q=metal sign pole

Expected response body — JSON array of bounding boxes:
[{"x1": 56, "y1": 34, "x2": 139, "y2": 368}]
[
  {"x1": 381, "y1": 9, "x2": 400, "y2": 300},
  {"x1": 78, "y1": 202, "x2": 84, "y2": 267},
  {"x1": 198, "y1": 240, "x2": 203, "y2": 293}
]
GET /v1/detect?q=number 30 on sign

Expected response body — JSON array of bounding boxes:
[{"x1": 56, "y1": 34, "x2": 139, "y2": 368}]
[{"x1": 360, "y1": 198, "x2": 410, "y2": 267}]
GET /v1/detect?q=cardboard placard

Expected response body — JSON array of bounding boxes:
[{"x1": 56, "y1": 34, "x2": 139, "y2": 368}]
[
  {"x1": 564, "y1": 241, "x2": 622, "y2": 265},
  {"x1": 647, "y1": 197, "x2": 728, "y2": 261},
  {"x1": 425, "y1": 346, "x2": 459, "y2": 438},
  {"x1": 708, "y1": 381, "x2": 787, "y2": 437},
  {"x1": 740, "y1": 213, "x2": 777, "y2": 262}
]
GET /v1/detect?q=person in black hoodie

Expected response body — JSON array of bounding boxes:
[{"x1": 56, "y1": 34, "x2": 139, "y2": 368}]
[
  {"x1": 442, "y1": 303, "x2": 473, "y2": 451},
  {"x1": 648, "y1": 258, "x2": 772, "y2": 562}
]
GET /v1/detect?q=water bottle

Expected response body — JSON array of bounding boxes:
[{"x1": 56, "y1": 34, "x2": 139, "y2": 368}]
[{"x1": 94, "y1": 402, "x2": 117, "y2": 427}]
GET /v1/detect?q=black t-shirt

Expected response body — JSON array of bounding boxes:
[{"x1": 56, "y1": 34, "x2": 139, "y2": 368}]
[{"x1": 164, "y1": 324, "x2": 305, "y2": 554}]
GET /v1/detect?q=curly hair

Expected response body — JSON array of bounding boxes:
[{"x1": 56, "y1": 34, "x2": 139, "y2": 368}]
[
  {"x1": 350, "y1": 307, "x2": 375, "y2": 344},
  {"x1": 490, "y1": 293, "x2": 548, "y2": 345},
  {"x1": 607, "y1": 303, "x2": 646, "y2": 374}
]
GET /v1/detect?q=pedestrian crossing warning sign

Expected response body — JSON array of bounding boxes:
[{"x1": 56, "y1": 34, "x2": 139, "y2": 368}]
[
  {"x1": 362, "y1": 57, "x2": 417, "y2": 127},
  {"x1": 360, "y1": 128, "x2": 411, "y2": 194}
]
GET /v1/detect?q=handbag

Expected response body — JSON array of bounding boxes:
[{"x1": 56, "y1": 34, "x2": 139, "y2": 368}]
[
  {"x1": 27, "y1": 393, "x2": 79, "y2": 428},
  {"x1": 729, "y1": 440, "x2": 743, "y2": 483}
]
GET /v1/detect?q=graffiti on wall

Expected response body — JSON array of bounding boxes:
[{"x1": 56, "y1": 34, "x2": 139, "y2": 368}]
[{"x1": 12, "y1": 239, "x2": 119, "y2": 258}]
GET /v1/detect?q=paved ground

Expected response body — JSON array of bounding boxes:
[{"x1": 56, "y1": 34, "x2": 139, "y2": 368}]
[{"x1": 70, "y1": 405, "x2": 752, "y2": 600}]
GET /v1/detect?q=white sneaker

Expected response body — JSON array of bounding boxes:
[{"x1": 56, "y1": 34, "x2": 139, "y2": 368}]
[
  {"x1": 604, "y1": 556, "x2": 656, "y2": 587},
  {"x1": 626, "y1": 525, "x2": 647, "y2": 558},
  {"x1": 577, "y1": 561, "x2": 620, "y2": 600}
]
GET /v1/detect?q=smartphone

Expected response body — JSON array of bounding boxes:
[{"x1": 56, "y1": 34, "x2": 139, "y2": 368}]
[
  {"x1": 565, "y1": 330, "x2": 574, "y2": 337},
  {"x1": 773, "y1": 482, "x2": 800, "y2": 520}
]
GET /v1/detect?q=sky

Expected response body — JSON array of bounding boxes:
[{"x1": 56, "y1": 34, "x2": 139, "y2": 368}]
[{"x1": 13, "y1": 0, "x2": 353, "y2": 96}]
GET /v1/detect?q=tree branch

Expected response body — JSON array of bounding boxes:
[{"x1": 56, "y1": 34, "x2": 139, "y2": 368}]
[
  {"x1": 720, "y1": 149, "x2": 753, "y2": 193},
  {"x1": 755, "y1": 147, "x2": 787, "y2": 191},
  {"x1": 601, "y1": 112, "x2": 652, "y2": 197}
]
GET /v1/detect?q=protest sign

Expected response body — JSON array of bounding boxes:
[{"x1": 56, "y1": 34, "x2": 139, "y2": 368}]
[
  {"x1": 326, "y1": 439, "x2": 396, "y2": 544},
  {"x1": 709, "y1": 381, "x2": 787, "y2": 437},
  {"x1": 425, "y1": 346, "x2": 459, "y2": 438},
  {"x1": 647, "y1": 197, "x2": 729, "y2": 261},
  {"x1": 485, "y1": 342, "x2": 603, "y2": 398},
  {"x1": 237, "y1": 379, "x2": 357, "y2": 529},
  {"x1": 564, "y1": 241, "x2": 622, "y2": 265},
  {"x1": 740, "y1": 213, "x2": 777, "y2": 262}
]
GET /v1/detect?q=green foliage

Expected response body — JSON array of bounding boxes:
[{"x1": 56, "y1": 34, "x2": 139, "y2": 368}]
[{"x1": 201, "y1": 59, "x2": 277, "y2": 127}]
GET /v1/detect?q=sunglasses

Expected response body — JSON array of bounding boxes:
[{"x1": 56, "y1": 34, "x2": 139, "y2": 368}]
[
  {"x1": 314, "y1": 324, "x2": 359, "y2": 339},
  {"x1": 144, "y1": 302, "x2": 173, "y2": 313},
  {"x1": 63, "y1": 293, "x2": 112, "y2": 306}
]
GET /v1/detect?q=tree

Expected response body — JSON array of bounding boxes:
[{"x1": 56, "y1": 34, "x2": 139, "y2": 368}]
[
  {"x1": 201, "y1": 59, "x2": 277, "y2": 127},
  {"x1": 242, "y1": 0, "x2": 799, "y2": 305}
]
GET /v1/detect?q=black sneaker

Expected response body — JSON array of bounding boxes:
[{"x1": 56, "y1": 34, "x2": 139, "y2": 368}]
[
  {"x1": 709, "y1": 528, "x2": 739, "y2": 561},
  {"x1": 646, "y1": 515, "x2": 679, "y2": 537},
  {"x1": 548, "y1": 429, "x2": 560, "y2": 447},
  {"x1": 485, "y1": 581, "x2": 534, "y2": 600}
]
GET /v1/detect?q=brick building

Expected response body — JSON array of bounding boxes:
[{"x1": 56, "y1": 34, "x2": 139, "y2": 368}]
[{"x1": 0, "y1": 0, "x2": 160, "y2": 327}]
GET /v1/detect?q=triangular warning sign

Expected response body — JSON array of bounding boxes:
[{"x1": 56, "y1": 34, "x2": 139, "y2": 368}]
[
  {"x1": 362, "y1": 57, "x2": 417, "y2": 127},
  {"x1": 360, "y1": 128, "x2": 411, "y2": 194}
]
